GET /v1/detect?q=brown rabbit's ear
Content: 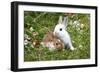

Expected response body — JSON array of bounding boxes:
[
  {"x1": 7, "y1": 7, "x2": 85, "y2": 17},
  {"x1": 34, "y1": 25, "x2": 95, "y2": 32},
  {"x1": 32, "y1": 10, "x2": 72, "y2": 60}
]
[
  {"x1": 58, "y1": 16, "x2": 63, "y2": 24},
  {"x1": 45, "y1": 31, "x2": 48, "y2": 34},
  {"x1": 45, "y1": 31, "x2": 51, "y2": 34}
]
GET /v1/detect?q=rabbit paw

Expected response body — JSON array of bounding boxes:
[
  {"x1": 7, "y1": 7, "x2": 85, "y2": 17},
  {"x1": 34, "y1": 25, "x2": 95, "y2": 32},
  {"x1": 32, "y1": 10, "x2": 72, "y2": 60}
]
[{"x1": 70, "y1": 46, "x2": 75, "y2": 50}]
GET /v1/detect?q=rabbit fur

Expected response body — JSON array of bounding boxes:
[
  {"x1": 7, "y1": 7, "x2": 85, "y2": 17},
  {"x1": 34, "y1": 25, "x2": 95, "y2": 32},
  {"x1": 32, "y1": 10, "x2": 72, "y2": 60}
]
[
  {"x1": 53, "y1": 16, "x2": 74, "y2": 50},
  {"x1": 41, "y1": 31, "x2": 64, "y2": 51}
]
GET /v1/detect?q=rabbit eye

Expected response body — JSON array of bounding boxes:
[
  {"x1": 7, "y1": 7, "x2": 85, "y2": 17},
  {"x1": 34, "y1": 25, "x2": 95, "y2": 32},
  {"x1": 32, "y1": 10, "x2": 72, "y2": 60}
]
[{"x1": 60, "y1": 28, "x2": 62, "y2": 31}]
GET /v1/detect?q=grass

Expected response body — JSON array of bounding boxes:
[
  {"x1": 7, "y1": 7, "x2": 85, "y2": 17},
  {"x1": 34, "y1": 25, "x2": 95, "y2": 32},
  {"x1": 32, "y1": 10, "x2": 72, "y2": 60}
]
[{"x1": 24, "y1": 11, "x2": 90, "y2": 62}]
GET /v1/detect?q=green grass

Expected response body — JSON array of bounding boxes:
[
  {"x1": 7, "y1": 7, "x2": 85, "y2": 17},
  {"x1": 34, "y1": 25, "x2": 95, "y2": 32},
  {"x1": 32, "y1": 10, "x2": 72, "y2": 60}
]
[{"x1": 24, "y1": 11, "x2": 90, "y2": 62}]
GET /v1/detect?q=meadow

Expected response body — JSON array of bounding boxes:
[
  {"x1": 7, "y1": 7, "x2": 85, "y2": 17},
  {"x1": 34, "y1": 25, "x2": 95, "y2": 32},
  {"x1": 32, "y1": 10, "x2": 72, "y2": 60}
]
[{"x1": 24, "y1": 11, "x2": 90, "y2": 61}]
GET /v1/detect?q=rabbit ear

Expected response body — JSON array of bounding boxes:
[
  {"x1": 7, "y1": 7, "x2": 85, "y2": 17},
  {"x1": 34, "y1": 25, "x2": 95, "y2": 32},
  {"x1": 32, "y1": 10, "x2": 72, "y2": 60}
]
[
  {"x1": 58, "y1": 16, "x2": 63, "y2": 24},
  {"x1": 62, "y1": 17, "x2": 68, "y2": 27}
]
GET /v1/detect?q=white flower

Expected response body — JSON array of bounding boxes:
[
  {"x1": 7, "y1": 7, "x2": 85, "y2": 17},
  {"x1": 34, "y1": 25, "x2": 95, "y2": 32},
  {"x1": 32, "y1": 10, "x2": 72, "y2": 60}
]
[
  {"x1": 30, "y1": 27, "x2": 34, "y2": 31},
  {"x1": 24, "y1": 34, "x2": 28, "y2": 39},
  {"x1": 79, "y1": 45, "x2": 82, "y2": 48},
  {"x1": 77, "y1": 28, "x2": 80, "y2": 31},
  {"x1": 72, "y1": 41, "x2": 75, "y2": 43},
  {"x1": 24, "y1": 40, "x2": 29, "y2": 45},
  {"x1": 24, "y1": 34, "x2": 30, "y2": 40},
  {"x1": 31, "y1": 44, "x2": 34, "y2": 48},
  {"x1": 76, "y1": 23, "x2": 80, "y2": 28},
  {"x1": 81, "y1": 24, "x2": 84, "y2": 29},
  {"x1": 73, "y1": 20, "x2": 81, "y2": 30},
  {"x1": 73, "y1": 21, "x2": 80, "y2": 25}
]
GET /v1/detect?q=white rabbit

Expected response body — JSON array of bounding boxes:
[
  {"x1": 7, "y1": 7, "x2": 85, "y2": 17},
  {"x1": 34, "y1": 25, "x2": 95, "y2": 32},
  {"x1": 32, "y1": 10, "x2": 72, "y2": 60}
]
[{"x1": 53, "y1": 16, "x2": 74, "y2": 50}]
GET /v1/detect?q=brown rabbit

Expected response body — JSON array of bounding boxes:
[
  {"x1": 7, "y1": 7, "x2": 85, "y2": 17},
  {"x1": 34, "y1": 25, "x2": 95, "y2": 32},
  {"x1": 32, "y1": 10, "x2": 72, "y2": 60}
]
[
  {"x1": 53, "y1": 37, "x2": 65, "y2": 51},
  {"x1": 41, "y1": 31, "x2": 64, "y2": 51}
]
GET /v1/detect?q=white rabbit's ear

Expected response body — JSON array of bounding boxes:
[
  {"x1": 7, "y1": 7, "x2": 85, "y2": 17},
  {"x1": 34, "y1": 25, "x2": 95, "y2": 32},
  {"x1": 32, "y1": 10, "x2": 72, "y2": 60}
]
[
  {"x1": 62, "y1": 17, "x2": 68, "y2": 27},
  {"x1": 58, "y1": 16, "x2": 63, "y2": 24}
]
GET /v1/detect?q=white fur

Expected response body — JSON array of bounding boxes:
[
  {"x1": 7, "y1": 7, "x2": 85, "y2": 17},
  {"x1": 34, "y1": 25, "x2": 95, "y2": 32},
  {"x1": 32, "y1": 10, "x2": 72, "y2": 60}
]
[
  {"x1": 46, "y1": 42, "x2": 56, "y2": 51},
  {"x1": 41, "y1": 42, "x2": 56, "y2": 51},
  {"x1": 54, "y1": 16, "x2": 74, "y2": 50}
]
